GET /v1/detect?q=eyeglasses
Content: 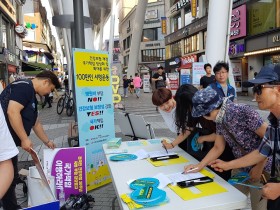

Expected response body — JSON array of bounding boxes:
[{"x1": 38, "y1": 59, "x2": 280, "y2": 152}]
[
  {"x1": 253, "y1": 84, "x2": 280, "y2": 95},
  {"x1": 215, "y1": 71, "x2": 228, "y2": 76}
]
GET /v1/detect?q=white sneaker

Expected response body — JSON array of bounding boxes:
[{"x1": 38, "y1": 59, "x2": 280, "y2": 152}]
[{"x1": 125, "y1": 95, "x2": 128, "y2": 98}]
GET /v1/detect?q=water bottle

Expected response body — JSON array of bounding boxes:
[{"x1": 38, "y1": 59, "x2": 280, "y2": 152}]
[{"x1": 59, "y1": 187, "x2": 66, "y2": 207}]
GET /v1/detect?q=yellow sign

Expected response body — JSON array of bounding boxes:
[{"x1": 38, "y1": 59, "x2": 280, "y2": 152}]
[
  {"x1": 74, "y1": 51, "x2": 110, "y2": 87},
  {"x1": 161, "y1": 17, "x2": 167, "y2": 34},
  {"x1": 111, "y1": 75, "x2": 121, "y2": 103},
  {"x1": 191, "y1": 0, "x2": 197, "y2": 18}
]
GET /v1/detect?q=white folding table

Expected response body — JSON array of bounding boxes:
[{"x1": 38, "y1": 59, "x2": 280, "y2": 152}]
[{"x1": 103, "y1": 140, "x2": 247, "y2": 210}]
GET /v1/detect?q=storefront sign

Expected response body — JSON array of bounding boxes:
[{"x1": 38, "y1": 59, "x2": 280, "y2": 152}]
[
  {"x1": 44, "y1": 147, "x2": 86, "y2": 200},
  {"x1": 230, "y1": 5, "x2": 246, "y2": 40},
  {"x1": 180, "y1": 69, "x2": 191, "y2": 85},
  {"x1": 181, "y1": 54, "x2": 197, "y2": 69},
  {"x1": 143, "y1": 74, "x2": 151, "y2": 93},
  {"x1": 72, "y1": 48, "x2": 114, "y2": 191},
  {"x1": 176, "y1": 0, "x2": 191, "y2": 11},
  {"x1": 272, "y1": 35, "x2": 280, "y2": 43},
  {"x1": 191, "y1": 0, "x2": 197, "y2": 17},
  {"x1": 161, "y1": 17, "x2": 167, "y2": 34},
  {"x1": 145, "y1": 10, "x2": 158, "y2": 20},
  {"x1": 229, "y1": 40, "x2": 245, "y2": 58},
  {"x1": 15, "y1": 24, "x2": 25, "y2": 34},
  {"x1": 165, "y1": 16, "x2": 207, "y2": 45},
  {"x1": 167, "y1": 72, "x2": 179, "y2": 96},
  {"x1": 192, "y1": 62, "x2": 205, "y2": 85},
  {"x1": 165, "y1": 57, "x2": 181, "y2": 69}
]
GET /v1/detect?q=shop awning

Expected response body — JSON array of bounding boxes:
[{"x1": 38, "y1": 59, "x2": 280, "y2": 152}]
[{"x1": 22, "y1": 61, "x2": 52, "y2": 71}]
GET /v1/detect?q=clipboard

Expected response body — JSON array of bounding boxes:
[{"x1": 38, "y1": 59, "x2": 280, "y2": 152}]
[
  {"x1": 177, "y1": 176, "x2": 213, "y2": 188},
  {"x1": 150, "y1": 154, "x2": 179, "y2": 161}
]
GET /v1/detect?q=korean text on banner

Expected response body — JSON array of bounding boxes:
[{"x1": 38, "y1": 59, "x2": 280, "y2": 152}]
[{"x1": 72, "y1": 49, "x2": 115, "y2": 191}]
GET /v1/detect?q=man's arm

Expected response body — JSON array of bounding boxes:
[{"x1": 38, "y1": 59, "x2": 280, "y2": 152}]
[
  {"x1": 210, "y1": 150, "x2": 266, "y2": 171},
  {"x1": 33, "y1": 119, "x2": 55, "y2": 149},
  {"x1": 184, "y1": 134, "x2": 225, "y2": 173},
  {"x1": 7, "y1": 100, "x2": 33, "y2": 152}
]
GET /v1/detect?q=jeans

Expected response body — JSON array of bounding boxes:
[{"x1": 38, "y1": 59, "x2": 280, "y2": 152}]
[
  {"x1": 135, "y1": 87, "x2": 140, "y2": 97},
  {"x1": 2, "y1": 155, "x2": 21, "y2": 210},
  {"x1": 123, "y1": 87, "x2": 128, "y2": 96}
]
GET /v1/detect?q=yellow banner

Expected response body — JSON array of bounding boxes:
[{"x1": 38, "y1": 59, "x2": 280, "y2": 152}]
[
  {"x1": 74, "y1": 51, "x2": 110, "y2": 87},
  {"x1": 161, "y1": 17, "x2": 167, "y2": 34},
  {"x1": 191, "y1": 0, "x2": 197, "y2": 18}
]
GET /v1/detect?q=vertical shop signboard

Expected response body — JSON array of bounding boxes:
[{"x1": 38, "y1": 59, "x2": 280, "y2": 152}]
[
  {"x1": 180, "y1": 69, "x2": 191, "y2": 85},
  {"x1": 72, "y1": 48, "x2": 114, "y2": 191},
  {"x1": 192, "y1": 62, "x2": 206, "y2": 85},
  {"x1": 231, "y1": 60, "x2": 242, "y2": 92},
  {"x1": 168, "y1": 72, "x2": 179, "y2": 96},
  {"x1": 44, "y1": 148, "x2": 86, "y2": 200},
  {"x1": 143, "y1": 74, "x2": 151, "y2": 93}
]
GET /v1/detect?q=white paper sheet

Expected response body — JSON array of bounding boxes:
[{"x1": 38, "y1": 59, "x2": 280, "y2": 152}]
[
  {"x1": 133, "y1": 149, "x2": 149, "y2": 160},
  {"x1": 167, "y1": 172, "x2": 204, "y2": 183},
  {"x1": 153, "y1": 173, "x2": 172, "y2": 189},
  {"x1": 148, "y1": 150, "x2": 177, "y2": 158}
]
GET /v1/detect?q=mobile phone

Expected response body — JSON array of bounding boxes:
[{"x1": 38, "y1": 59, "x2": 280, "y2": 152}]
[
  {"x1": 150, "y1": 154, "x2": 179, "y2": 161},
  {"x1": 177, "y1": 176, "x2": 213, "y2": 188}
]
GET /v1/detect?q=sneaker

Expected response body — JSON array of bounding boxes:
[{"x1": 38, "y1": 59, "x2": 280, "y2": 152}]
[{"x1": 125, "y1": 95, "x2": 128, "y2": 98}]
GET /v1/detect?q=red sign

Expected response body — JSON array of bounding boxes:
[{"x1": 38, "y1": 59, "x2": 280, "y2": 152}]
[{"x1": 180, "y1": 54, "x2": 197, "y2": 69}]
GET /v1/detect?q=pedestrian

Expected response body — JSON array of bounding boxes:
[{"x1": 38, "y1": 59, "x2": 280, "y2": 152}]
[
  {"x1": 210, "y1": 61, "x2": 236, "y2": 101},
  {"x1": 42, "y1": 92, "x2": 52, "y2": 108},
  {"x1": 0, "y1": 70, "x2": 61, "y2": 210},
  {"x1": 152, "y1": 85, "x2": 234, "y2": 180},
  {"x1": 133, "y1": 73, "x2": 142, "y2": 98},
  {"x1": 122, "y1": 75, "x2": 130, "y2": 98},
  {"x1": 64, "y1": 77, "x2": 69, "y2": 93},
  {"x1": 210, "y1": 65, "x2": 280, "y2": 210},
  {"x1": 200, "y1": 63, "x2": 215, "y2": 89},
  {"x1": 129, "y1": 75, "x2": 134, "y2": 94},
  {"x1": 152, "y1": 66, "x2": 167, "y2": 89},
  {"x1": 185, "y1": 86, "x2": 269, "y2": 210},
  {"x1": 0, "y1": 104, "x2": 19, "y2": 199}
]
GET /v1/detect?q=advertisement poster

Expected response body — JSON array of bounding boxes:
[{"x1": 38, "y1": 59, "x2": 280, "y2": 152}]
[
  {"x1": 192, "y1": 62, "x2": 206, "y2": 85},
  {"x1": 180, "y1": 69, "x2": 191, "y2": 85},
  {"x1": 44, "y1": 147, "x2": 86, "y2": 200},
  {"x1": 143, "y1": 74, "x2": 151, "y2": 93},
  {"x1": 72, "y1": 49, "x2": 115, "y2": 191},
  {"x1": 167, "y1": 72, "x2": 179, "y2": 96},
  {"x1": 231, "y1": 60, "x2": 242, "y2": 92}
]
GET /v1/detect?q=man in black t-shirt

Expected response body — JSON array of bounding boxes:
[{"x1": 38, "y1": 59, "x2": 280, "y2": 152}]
[
  {"x1": 152, "y1": 66, "x2": 167, "y2": 89},
  {"x1": 200, "y1": 63, "x2": 215, "y2": 89},
  {"x1": 0, "y1": 70, "x2": 61, "y2": 210}
]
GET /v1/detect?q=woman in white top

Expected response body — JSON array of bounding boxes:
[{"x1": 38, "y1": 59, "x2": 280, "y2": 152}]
[{"x1": 0, "y1": 104, "x2": 19, "y2": 198}]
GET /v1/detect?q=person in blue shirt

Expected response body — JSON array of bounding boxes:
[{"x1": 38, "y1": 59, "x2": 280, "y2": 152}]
[{"x1": 210, "y1": 61, "x2": 236, "y2": 102}]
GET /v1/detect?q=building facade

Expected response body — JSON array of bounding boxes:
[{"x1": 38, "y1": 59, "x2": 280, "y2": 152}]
[
  {"x1": 0, "y1": 0, "x2": 25, "y2": 87},
  {"x1": 22, "y1": 0, "x2": 56, "y2": 75},
  {"x1": 119, "y1": 0, "x2": 166, "y2": 77}
]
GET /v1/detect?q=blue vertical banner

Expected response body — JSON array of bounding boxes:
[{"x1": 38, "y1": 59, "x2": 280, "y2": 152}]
[{"x1": 72, "y1": 48, "x2": 114, "y2": 191}]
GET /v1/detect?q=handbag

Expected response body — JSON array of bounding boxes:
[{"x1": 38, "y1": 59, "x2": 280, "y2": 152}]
[
  {"x1": 267, "y1": 122, "x2": 280, "y2": 210},
  {"x1": 178, "y1": 127, "x2": 213, "y2": 161}
]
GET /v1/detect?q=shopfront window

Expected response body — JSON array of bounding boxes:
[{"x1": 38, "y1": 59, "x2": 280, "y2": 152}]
[
  {"x1": 170, "y1": 40, "x2": 182, "y2": 57},
  {"x1": 141, "y1": 48, "x2": 165, "y2": 62},
  {"x1": 248, "y1": 0, "x2": 276, "y2": 35},
  {"x1": 184, "y1": 34, "x2": 199, "y2": 54},
  {"x1": 2, "y1": 19, "x2": 9, "y2": 49},
  {"x1": 264, "y1": 54, "x2": 280, "y2": 65},
  {"x1": 142, "y1": 28, "x2": 157, "y2": 42},
  {"x1": 171, "y1": 14, "x2": 181, "y2": 33}
]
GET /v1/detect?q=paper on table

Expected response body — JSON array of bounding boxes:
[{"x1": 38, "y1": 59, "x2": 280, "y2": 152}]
[
  {"x1": 153, "y1": 173, "x2": 172, "y2": 189},
  {"x1": 167, "y1": 172, "x2": 204, "y2": 183},
  {"x1": 105, "y1": 149, "x2": 128, "y2": 154},
  {"x1": 133, "y1": 149, "x2": 149, "y2": 160},
  {"x1": 148, "y1": 150, "x2": 177, "y2": 158}
]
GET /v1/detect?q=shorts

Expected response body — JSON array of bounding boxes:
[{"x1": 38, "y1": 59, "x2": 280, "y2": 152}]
[
  {"x1": 130, "y1": 85, "x2": 134, "y2": 88},
  {"x1": 0, "y1": 104, "x2": 18, "y2": 161}
]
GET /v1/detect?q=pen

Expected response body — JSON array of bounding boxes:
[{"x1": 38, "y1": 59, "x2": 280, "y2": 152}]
[
  {"x1": 182, "y1": 167, "x2": 199, "y2": 174},
  {"x1": 161, "y1": 140, "x2": 168, "y2": 154}
]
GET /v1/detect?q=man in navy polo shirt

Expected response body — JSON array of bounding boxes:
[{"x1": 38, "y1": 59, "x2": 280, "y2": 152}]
[
  {"x1": 210, "y1": 61, "x2": 236, "y2": 101},
  {"x1": 0, "y1": 70, "x2": 61, "y2": 210}
]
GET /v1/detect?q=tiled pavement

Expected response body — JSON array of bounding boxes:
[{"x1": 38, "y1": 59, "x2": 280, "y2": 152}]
[{"x1": 1, "y1": 89, "x2": 269, "y2": 210}]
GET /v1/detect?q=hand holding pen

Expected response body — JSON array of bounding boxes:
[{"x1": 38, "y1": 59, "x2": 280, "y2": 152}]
[
  {"x1": 161, "y1": 139, "x2": 174, "y2": 150},
  {"x1": 161, "y1": 140, "x2": 168, "y2": 154}
]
